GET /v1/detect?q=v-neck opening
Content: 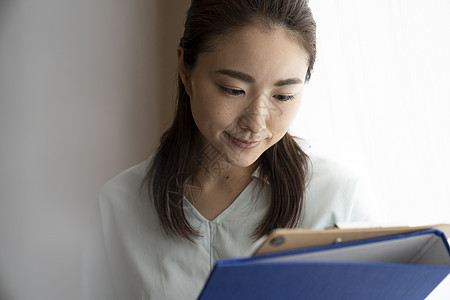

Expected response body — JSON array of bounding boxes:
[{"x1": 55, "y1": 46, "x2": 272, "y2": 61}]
[{"x1": 183, "y1": 179, "x2": 255, "y2": 224}]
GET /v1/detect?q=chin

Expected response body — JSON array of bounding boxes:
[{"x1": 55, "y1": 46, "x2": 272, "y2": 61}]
[{"x1": 224, "y1": 151, "x2": 261, "y2": 168}]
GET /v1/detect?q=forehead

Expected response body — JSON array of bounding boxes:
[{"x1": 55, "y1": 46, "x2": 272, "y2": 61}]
[
  {"x1": 213, "y1": 23, "x2": 305, "y2": 49},
  {"x1": 196, "y1": 25, "x2": 309, "y2": 81}
]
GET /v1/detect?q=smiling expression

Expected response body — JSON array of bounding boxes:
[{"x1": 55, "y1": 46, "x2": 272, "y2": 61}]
[{"x1": 179, "y1": 25, "x2": 309, "y2": 168}]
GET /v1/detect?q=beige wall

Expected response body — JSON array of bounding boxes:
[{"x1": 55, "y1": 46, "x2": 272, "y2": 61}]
[{"x1": 0, "y1": 0, "x2": 189, "y2": 299}]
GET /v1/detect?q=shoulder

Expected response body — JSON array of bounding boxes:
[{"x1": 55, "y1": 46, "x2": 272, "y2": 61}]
[
  {"x1": 100, "y1": 159, "x2": 150, "y2": 196},
  {"x1": 297, "y1": 139, "x2": 372, "y2": 228},
  {"x1": 296, "y1": 138, "x2": 358, "y2": 193},
  {"x1": 98, "y1": 158, "x2": 152, "y2": 212},
  {"x1": 95, "y1": 157, "x2": 163, "y2": 244},
  {"x1": 308, "y1": 153, "x2": 359, "y2": 194}
]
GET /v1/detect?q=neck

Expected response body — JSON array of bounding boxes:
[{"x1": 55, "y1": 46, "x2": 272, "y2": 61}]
[
  {"x1": 183, "y1": 160, "x2": 258, "y2": 220},
  {"x1": 192, "y1": 159, "x2": 258, "y2": 190}
]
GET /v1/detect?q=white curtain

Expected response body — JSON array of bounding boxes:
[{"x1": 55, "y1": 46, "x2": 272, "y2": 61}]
[{"x1": 292, "y1": 0, "x2": 450, "y2": 225}]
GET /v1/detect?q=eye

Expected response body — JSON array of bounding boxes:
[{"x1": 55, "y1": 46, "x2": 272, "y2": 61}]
[
  {"x1": 273, "y1": 94, "x2": 295, "y2": 102},
  {"x1": 220, "y1": 86, "x2": 245, "y2": 96}
]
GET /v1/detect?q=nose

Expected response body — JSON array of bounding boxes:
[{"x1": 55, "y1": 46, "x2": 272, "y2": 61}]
[{"x1": 238, "y1": 94, "x2": 270, "y2": 134}]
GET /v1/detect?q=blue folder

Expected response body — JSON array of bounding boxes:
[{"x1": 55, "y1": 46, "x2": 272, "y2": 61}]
[{"x1": 198, "y1": 229, "x2": 450, "y2": 300}]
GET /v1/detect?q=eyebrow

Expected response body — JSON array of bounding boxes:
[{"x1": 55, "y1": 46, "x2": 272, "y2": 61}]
[
  {"x1": 215, "y1": 69, "x2": 255, "y2": 83},
  {"x1": 215, "y1": 69, "x2": 303, "y2": 86},
  {"x1": 274, "y1": 78, "x2": 303, "y2": 86}
]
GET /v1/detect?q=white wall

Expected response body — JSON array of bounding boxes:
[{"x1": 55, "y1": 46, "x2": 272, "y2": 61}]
[
  {"x1": 292, "y1": 0, "x2": 450, "y2": 225},
  {"x1": 0, "y1": 0, "x2": 188, "y2": 299}
]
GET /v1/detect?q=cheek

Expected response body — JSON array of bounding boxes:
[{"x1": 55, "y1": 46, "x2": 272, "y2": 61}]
[
  {"x1": 286, "y1": 103, "x2": 302, "y2": 124},
  {"x1": 286, "y1": 96, "x2": 303, "y2": 122},
  {"x1": 271, "y1": 102, "x2": 302, "y2": 132},
  {"x1": 191, "y1": 89, "x2": 237, "y2": 130}
]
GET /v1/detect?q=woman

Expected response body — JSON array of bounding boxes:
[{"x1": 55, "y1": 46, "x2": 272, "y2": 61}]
[{"x1": 83, "y1": 0, "x2": 373, "y2": 299}]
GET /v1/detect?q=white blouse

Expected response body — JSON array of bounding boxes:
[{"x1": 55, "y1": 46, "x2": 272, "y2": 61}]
[{"x1": 82, "y1": 145, "x2": 374, "y2": 300}]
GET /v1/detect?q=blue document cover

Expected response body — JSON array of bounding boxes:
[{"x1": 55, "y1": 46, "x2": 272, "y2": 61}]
[{"x1": 198, "y1": 229, "x2": 450, "y2": 300}]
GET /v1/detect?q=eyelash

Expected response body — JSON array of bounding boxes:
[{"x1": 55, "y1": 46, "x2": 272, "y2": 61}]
[
  {"x1": 220, "y1": 86, "x2": 295, "y2": 102},
  {"x1": 273, "y1": 95, "x2": 295, "y2": 102},
  {"x1": 220, "y1": 86, "x2": 245, "y2": 96}
]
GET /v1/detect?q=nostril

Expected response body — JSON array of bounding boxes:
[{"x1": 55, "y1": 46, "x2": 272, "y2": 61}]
[{"x1": 238, "y1": 113, "x2": 266, "y2": 134}]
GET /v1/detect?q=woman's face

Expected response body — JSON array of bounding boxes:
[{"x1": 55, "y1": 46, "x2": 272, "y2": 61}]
[{"x1": 179, "y1": 26, "x2": 309, "y2": 168}]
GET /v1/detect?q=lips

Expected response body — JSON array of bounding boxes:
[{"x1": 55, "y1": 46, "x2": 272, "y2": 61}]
[{"x1": 225, "y1": 132, "x2": 261, "y2": 149}]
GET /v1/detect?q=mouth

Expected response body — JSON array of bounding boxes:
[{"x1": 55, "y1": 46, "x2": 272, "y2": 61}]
[{"x1": 224, "y1": 132, "x2": 261, "y2": 149}]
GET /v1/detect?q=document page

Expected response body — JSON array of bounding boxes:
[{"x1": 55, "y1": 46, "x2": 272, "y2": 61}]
[{"x1": 255, "y1": 233, "x2": 450, "y2": 266}]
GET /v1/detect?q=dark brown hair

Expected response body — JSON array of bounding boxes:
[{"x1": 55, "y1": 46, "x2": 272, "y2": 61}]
[{"x1": 145, "y1": 0, "x2": 316, "y2": 241}]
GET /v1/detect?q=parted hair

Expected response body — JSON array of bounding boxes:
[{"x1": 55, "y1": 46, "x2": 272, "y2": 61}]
[{"x1": 144, "y1": 0, "x2": 316, "y2": 241}]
